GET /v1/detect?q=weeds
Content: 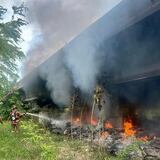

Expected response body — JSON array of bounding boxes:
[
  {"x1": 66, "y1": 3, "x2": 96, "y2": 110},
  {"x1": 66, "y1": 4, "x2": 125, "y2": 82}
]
[{"x1": 0, "y1": 120, "x2": 140, "y2": 160}]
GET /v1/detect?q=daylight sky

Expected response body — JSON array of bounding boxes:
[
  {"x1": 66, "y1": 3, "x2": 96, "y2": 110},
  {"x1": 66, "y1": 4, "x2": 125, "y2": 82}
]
[{"x1": 0, "y1": 0, "x2": 122, "y2": 77}]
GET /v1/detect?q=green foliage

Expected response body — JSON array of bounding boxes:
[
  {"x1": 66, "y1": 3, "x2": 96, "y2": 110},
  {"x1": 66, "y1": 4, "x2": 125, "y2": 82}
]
[
  {"x1": 0, "y1": 91, "x2": 24, "y2": 119},
  {"x1": 0, "y1": 120, "x2": 146, "y2": 160},
  {"x1": 0, "y1": 6, "x2": 7, "y2": 20},
  {"x1": 21, "y1": 121, "x2": 58, "y2": 160},
  {"x1": 115, "y1": 141, "x2": 144, "y2": 160},
  {"x1": 12, "y1": 3, "x2": 28, "y2": 18},
  {"x1": 0, "y1": 4, "x2": 27, "y2": 118},
  {"x1": 0, "y1": 4, "x2": 27, "y2": 96},
  {"x1": 0, "y1": 120, "x2": 112, "y2": 160},
  {"x1": 0, "y1": 121, "x2": 57, "y2": 160}
]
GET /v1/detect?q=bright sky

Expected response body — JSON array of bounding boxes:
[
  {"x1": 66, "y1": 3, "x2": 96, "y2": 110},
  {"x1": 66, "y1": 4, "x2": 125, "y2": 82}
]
[
  {"x1": 0, "y1": 0, "x2": 39, "y2": 51},
  {"x1": 0, "y1": 0, "x2": 41, "y2": 75}
]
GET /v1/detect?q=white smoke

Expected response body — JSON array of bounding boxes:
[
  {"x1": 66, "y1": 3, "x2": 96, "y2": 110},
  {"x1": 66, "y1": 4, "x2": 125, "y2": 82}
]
[
  {"x1": 21, "y1": 0, "x2": 122, "y2": 106},
  {"x1": 23, "y1": 0, "x2": 121, "y2": 73},
  {"x1": 64, "y1": 35, "x2": 101, "y2": 93},
  {"x1": 39, "y1": 53, "x2": 72, "y2": 106}
]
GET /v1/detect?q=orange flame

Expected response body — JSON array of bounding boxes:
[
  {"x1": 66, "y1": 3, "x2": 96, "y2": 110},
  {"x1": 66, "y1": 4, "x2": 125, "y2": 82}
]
[
  {"x1": 101, "y1": 131, "x2": 109, "y2": 139},
  {"x1": 123, "y1": 119, "x2": 136, "y2": 136},
  {"x1": 72, "y1": 114, "x2": 98, "y2": 126},
  {"x1": 72, "y1": 117, "x2": 81, "y2": 125},
  {"x1": 138, "y1": 136, "x2": 149, "y2": 142},
  {"x1": 104, "y1": 121, "x2": 113, "y2": 129},
  {"x1": 91, "y1": 118, "x2": 97, "y2": 126}
]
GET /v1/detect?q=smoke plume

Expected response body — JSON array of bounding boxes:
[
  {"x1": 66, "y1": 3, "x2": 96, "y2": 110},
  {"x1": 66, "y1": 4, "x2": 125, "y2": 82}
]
[
  {"x1": 39, "y1": 53, "x2": 73, "y2": 106},
  {"x1": 64, "y1": 33, "x2": 102, "y2": 94},
  {"x1": 21, "y1": 0, "x2": 121, "y2": 106},
  {"x1": 23, "y1": 0, "x2": 121, "y2": 73}
]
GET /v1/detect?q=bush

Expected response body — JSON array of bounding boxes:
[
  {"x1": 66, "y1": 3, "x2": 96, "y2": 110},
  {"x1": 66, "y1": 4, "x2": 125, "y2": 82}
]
[{"x1": 0, "y1": 91, "x2": 24, "y2": 119}]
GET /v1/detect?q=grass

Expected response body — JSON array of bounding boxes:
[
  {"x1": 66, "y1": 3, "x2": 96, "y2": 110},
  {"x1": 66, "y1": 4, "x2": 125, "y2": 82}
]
[{"x1": 0, "y1": 120, "x2": 141, "y2": 160}]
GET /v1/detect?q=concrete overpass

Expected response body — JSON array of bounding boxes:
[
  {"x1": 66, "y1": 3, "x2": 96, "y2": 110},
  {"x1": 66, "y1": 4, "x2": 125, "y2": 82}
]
[{"x1": 18, "y1": 0, "x2": 160, "y2": 103}]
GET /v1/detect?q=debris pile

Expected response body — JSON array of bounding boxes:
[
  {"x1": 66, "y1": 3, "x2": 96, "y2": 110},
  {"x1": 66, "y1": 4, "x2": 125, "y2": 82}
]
[{"x1": 47, "y1": 119, "x2": 160, "y2": 159}]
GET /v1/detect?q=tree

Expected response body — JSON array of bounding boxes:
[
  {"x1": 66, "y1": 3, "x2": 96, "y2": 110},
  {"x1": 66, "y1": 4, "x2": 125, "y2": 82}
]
[
  {"x1": 0, "y1": 4, "x2": 27, "y2": 118},
  {"x1": 0, "y1": 4, "x2": 27, "y2": 96}
]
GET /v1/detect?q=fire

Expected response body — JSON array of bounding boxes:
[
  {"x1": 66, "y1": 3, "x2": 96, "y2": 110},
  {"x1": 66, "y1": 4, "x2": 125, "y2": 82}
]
[
  {"x1": 72, "y1": 114, "x2": 98, "y2": 126},
  {"x1": 91, "y1": 118, "x2": 97, "y2": 126},
  {"x1": 73, "y1": 117, "x2": 81, "y2": 125},
  {"x1": 104, "y1": 121, "x2": 113, "y2": 129},
  {"x1": 101, "y1": 131, "x2": 109, "y2": 139},
  {"x1": 138, "y1": 136, "x2": 149, "y2": 142},
  {"x1": 123, "y1": 118, "x2": 136, "y2": 136}
]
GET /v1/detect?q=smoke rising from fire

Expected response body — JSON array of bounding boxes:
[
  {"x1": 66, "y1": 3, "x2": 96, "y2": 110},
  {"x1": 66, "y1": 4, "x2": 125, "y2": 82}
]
[
  {"x1": 39, "y1": 53, "x2": 73, "y2": 106},
  {"x1": 24, "y1": 0, "x2": 121, "y2": 73},
  {"x1": 22, "y1": 0, "x2": 121, "y2": 105},
  {"x1": 64, "y1": 35, "x2": 101, "y2": 93}
]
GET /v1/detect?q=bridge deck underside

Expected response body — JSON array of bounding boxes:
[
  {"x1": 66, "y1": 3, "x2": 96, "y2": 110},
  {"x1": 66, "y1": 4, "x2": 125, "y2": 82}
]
[{"x1": 100, "y1": 8, "x2": 160, "y2": 85}]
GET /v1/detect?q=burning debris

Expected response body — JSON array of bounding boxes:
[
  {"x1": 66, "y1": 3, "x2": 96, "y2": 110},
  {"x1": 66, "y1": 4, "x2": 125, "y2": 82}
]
[
  {"x1": 19, "y1": 0, "x2": 160, "y2": 145},
  {"x1": 28, "y1": 110, "x2": 160, "y2": 159},
  {"x1": 123, "y1": 118, "x2": 136, "y2": 137},
  {"x1": 26, "y1": 84, "x2": 160, "y2": 159}
]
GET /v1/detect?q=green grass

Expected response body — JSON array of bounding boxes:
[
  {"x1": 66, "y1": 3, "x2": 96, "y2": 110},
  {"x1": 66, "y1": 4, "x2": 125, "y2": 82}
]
[
  {"x1": 0, "y1": 121, "x2": 57, "y2": 160},
  {"x1": 0, "y1": 120, "x2": 110, "y2": 160},
  {"x1": 0, "y1": 120, "x2": 140, "y2": 160}
]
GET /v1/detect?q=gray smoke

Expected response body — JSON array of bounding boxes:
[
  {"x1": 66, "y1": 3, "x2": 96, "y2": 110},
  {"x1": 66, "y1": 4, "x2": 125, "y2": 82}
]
[
  {"x1": 22, "y1": 0, "x2": 121, "y2": 106},
  {"x1": 64, "y1": 34, "x2": 101, "y2": 94},
  {"x1": 24, "y1": 0, "x2": 121, "y2": 73},
  {"x1": 39, "y1": 53, "x2": 72, "y2": 106}
]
